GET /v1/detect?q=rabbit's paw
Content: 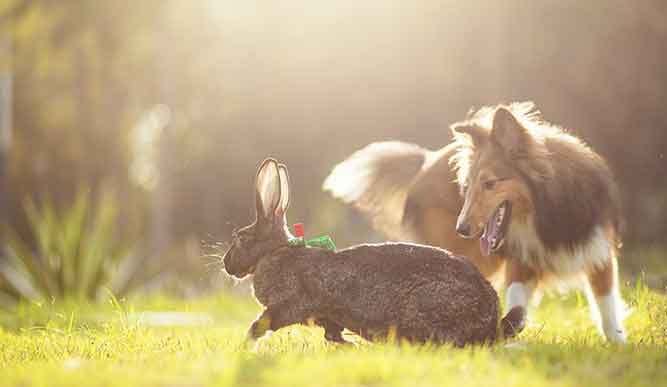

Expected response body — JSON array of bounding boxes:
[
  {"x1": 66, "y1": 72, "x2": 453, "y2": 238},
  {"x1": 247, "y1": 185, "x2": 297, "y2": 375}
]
[{"x1": 247, "y1": 314, "x2": 272, "y2": 340}]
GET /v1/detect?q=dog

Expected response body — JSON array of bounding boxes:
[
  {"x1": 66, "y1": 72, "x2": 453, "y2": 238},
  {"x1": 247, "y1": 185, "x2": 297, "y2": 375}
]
[{"x1": 324, "y1": 102, "x2": 626, "y2": 342}]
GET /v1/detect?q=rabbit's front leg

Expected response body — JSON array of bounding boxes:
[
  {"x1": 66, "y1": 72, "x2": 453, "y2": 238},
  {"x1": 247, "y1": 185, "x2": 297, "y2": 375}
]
[
  {"x1": 247, "y1": 310, "x2": 273, "y2": 340},
  {"x1": 247, "y1": 304, "x2": 308, "y2": 340}
]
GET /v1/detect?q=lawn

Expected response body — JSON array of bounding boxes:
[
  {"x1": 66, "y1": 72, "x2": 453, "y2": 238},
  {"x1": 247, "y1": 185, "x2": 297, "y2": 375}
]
[{"x1": 1, "y1": 280, "x2": 666, "y2": 387}]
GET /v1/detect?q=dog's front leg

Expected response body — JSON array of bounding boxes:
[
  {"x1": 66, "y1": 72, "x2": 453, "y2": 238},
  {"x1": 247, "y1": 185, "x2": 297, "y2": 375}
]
[
  {"x1": 586, "y1": 256, "x2": 626, "y2": 343},
  {"x1": 504, "y1": 259, "x2": 536, "y2": 335}
]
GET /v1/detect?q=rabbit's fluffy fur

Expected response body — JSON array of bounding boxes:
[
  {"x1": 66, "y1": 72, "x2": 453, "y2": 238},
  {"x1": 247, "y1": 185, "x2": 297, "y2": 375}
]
[{"x1": 223, "y1": 158, "x2": 521, "y2": 346}]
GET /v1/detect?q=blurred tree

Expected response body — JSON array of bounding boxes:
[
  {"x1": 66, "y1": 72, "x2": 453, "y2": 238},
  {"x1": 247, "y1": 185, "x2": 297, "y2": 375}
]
[{"x1": 3, "y1": 0, "x2": 163, "y2": 240}]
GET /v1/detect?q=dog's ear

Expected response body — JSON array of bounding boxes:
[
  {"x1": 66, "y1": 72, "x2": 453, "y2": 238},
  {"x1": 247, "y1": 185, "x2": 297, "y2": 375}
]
[
  {"x1": 451, "y1": 122, "x2": 487, "y2": 146},
  {"x1": 490, "y1": 107, "x2": 529, "y2": 157}
]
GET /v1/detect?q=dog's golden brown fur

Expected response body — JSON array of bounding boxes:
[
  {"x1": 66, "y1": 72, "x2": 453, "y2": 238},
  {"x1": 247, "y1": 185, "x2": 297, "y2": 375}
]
[{"x1": 324, "y1": 101, "x2": 627, "y2": 342}]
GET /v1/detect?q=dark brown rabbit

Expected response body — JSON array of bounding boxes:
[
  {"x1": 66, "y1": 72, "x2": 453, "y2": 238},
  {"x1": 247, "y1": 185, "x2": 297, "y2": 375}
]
[{"x1": 223, "y1": 158, "x2": 523, "y2": 346}]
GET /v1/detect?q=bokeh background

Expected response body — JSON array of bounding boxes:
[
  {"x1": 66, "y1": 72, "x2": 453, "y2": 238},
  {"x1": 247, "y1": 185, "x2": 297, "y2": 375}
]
[{"x1": 1, "y1": 0, "x2": 666, "y2": 299}]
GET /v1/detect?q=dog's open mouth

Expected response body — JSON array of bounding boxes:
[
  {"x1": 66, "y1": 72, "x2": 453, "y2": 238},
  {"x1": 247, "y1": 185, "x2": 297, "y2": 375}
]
[
  {"x1": 247, "y1": 264, "x2": 257, "y2": 275},
  {"x1": 480, "y1": 201, "x2": 512, "y2": 256}
]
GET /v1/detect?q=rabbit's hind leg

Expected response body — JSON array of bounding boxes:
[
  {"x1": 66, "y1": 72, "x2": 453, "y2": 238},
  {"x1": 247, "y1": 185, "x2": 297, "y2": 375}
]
[{"x1": 315, "y1": 318, "x2": 353, "y2": 345}]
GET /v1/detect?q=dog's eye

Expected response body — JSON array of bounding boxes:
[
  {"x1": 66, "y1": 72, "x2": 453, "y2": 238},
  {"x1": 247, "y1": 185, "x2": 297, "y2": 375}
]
[{"x1": 483, "y1": 180, "x2": 497, "y2": 190}]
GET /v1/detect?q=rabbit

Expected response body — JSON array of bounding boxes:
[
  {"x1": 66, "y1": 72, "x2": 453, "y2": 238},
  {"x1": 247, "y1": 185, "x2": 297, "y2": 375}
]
[{"x1": 223, "y1": 158, "x2": 524, "y2": 346}]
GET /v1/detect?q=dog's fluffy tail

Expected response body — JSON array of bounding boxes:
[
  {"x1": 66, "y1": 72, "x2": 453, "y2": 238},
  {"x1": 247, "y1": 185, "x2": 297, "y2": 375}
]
[
  {"x1": 323, "y1": 141, "x2": 429, "y2": 240},
  {"x1": 500, "y1": 307, "x2": 526, "y2": 339}
]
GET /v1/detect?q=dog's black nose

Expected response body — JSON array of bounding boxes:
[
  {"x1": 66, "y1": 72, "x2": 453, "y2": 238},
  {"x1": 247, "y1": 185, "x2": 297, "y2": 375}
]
[{"x1": 456, "y1": 221, "x2": 471, "y2": 237}]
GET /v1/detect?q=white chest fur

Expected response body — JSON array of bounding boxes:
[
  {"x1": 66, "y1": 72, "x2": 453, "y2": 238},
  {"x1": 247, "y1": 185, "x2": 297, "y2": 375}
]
[{"x1": 506, "y1": 220, "x2": 611, "y2": 277}]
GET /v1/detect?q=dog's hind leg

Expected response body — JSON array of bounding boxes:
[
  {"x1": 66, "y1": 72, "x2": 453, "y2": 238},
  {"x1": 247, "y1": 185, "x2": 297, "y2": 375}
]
[{"x1": 586, "y1": 255, "x2": 626, "y2": 343}]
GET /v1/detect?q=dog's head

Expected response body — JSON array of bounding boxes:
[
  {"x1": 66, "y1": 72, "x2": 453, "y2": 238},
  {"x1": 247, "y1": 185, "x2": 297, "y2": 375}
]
[{"x1": 449, "y1": 102, "x2": 553, "y2": 256}]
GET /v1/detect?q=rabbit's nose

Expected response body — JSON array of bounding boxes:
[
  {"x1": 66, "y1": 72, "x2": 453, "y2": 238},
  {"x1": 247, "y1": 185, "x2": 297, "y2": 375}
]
[{"x1": 222, "y1": 247, "x2": 233, "y2": 267}]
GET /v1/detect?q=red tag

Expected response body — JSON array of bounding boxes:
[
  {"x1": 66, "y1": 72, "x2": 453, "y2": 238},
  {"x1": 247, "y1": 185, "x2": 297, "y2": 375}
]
[{"x1": 293, "y1": 223, "x2": 305, "y2": 238}]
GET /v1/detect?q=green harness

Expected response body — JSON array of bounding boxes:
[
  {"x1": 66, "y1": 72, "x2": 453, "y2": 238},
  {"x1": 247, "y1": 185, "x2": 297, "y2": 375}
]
[
  {"x1": 288, "y1": 235, "x2": 336, "y2": 252},
  {"x1": 287, "y1": 223, "x2": 336, "y2": 252}
]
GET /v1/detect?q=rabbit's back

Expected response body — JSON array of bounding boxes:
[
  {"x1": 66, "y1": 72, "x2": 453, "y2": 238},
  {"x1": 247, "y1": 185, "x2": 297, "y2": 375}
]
[{"x1": 301, "y1": 242, "x2": 499, "y2": 345}]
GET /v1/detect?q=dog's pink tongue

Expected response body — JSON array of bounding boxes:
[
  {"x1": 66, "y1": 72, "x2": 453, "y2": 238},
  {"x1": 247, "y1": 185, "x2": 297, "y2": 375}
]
[
  {"x1": 480, "y1": 231, "x2": 492, "y2": 256},
  {"x1": 480, "y1": 212, "x2": 499, "y2": 256}
]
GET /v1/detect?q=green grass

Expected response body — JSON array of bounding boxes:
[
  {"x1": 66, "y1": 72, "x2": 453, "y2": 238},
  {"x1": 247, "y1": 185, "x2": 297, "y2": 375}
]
[{"x1": 0, "y1": 282, "x2": 666, "y2": 387}]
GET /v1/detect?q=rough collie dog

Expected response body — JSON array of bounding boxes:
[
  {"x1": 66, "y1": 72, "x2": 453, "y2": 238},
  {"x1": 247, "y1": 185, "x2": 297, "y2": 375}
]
[{"x1": 324, "y1": 102, "x2": 626, "y2": 342}]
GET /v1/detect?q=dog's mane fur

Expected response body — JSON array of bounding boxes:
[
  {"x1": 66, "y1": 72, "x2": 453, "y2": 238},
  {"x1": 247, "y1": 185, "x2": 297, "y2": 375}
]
[
  {"x1": 449, "y1": 102, "x2": 623, "y2": 253},
  {"x1": 449, "y1": 102, "x2": 553, "y2": 188}
]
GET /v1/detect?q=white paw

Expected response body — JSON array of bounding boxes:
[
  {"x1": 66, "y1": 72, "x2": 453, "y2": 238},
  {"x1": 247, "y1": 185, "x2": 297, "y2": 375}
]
[{"x1": 603, "y1": 326, "x2": 626, "y2": 343}]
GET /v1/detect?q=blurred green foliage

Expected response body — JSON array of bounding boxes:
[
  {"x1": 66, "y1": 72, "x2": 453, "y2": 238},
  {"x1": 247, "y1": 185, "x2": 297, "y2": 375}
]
[{"x1": 0, "y1": 188, "x2": 138, "y2": 303}]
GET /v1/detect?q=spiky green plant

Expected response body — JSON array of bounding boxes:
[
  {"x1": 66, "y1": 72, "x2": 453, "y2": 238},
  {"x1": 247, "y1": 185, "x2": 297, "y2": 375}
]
[{"x1": 0, "y1": 188, "x2": 139, "y2": 302}]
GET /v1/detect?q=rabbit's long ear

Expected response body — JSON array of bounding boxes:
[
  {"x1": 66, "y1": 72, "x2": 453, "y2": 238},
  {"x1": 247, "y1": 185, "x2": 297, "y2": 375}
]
[
  {"x1": 276, "y1": 164, "x2": 290, "y2": 219},
  {"x1": 255, "y1": 158, "x2": 282, "y2": 222}
]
